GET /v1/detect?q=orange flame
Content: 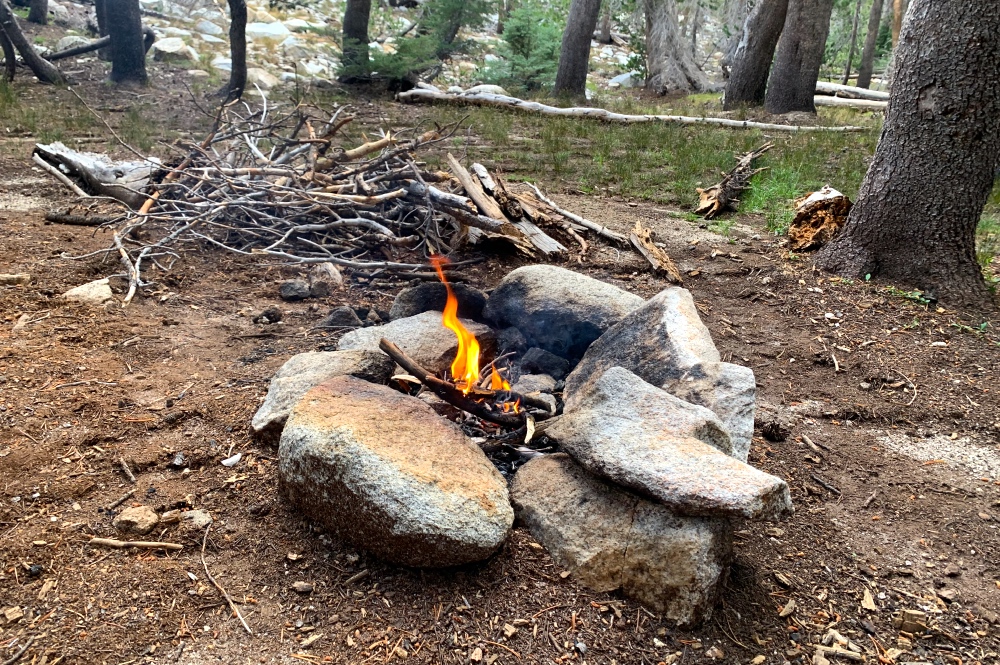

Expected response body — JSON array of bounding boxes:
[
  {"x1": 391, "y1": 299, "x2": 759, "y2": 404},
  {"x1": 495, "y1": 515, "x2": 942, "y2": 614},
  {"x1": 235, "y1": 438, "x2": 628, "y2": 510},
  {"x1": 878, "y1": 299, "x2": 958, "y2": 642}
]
[
  {"x1": 431, "y1": 256, "x2": 480, "y2": 393},
  {"x1": 490, "y1": 364, "x2": 510, "y2": 391}
]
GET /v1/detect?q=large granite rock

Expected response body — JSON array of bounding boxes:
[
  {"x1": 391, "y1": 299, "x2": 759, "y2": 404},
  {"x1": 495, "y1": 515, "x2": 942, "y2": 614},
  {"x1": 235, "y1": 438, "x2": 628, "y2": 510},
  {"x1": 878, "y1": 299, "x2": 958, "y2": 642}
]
[
  {"x1": 279, "y1": 376, "x2": 513, "y2": 567},
  {"x1": 337, "y1": 311, "x2": 496, "y2": 375},
  {"x1": 389, "y1": 282, "x2": 487, "y2": 321},
  {"x1": 512, "y1": 454, "x2": 731, "y2": 625},
  {"x1": 547, "y1": 367, "x2": 792, "y2": 520},
  {"x1": 251, "y1": 350, "x2": 395, "y2": 441},
  {"x1": 564, "y1": 286, "x2": 756, "y2": 461},
  {"x1": 483, "y1": 266, "x2": 643, "y2": 361}
]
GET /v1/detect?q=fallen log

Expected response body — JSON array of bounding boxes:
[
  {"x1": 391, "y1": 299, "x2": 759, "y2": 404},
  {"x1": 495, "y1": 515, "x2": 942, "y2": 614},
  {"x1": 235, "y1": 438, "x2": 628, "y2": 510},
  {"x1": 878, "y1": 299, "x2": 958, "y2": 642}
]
[
  {"x1": 397, "y1": 89, "x2": 868, "y2": 132},
  {"x1": 815, "y1": 81, "x2": 890, "y2": 101},
  {"x1": 629, "y1": 221, "x2": 683, "y2": 283},
  {"x1": 695, "y1": 142, "x2": 772, "y2": 219},
  {"x1": 813, "y1": 95, "x2": 886, "y2": 111},
  {"x1": 523, "y1": 183, "x2": 628, "y2": 244}
]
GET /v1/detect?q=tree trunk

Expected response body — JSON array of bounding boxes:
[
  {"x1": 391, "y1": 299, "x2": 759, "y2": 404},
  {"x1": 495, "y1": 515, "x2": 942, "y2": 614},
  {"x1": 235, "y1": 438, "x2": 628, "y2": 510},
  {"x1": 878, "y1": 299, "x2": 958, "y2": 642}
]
[
  {"x1": 27, "y1": 0, "x2": 46, "y2": 24},
  {"x1": 94, "y1": 0, "x2": 111, "y2": 60},
  {"x1": 340, "y1": 0, "x2": 372, "y2": 80},
  {"x1": 596, "y1": 3, "x2": 612, "y2": 43},
  {"x1": 815, "y1": 0, "x2": 1000, "y2": 308},
  {"x1": 718, "y1": 0, "x2": 748, "y2": 77},
  {"x1": 841, "y1": 0, "x2": 862, "y2": 84},
  {"x1": 722, "y1": 0, "x2": 788, "y2": 109},
  {"x1": 1, "y1": 26, "x2": 14, "y2": 81},
  {"x1": 890, "y1": 0, "x2": 903, "y2": 46},
  {"x1": 222, "y1": 0, "x2": 246, "y2": 101},
  {"x1": 855, "y1": 0, "x2": 884, "y2": 88},
  {"x1": 106, "y1": 0, "x2": 146, "y2": 84},
  {"x1": 552, "y1": 0, "x2": 603, "y2": 97},
  {"x1": 763, "y1": 0, "x2": 834, "y2": 114},
  {"x1": 644, "y1": 0, "x2": 707, "y2": 94},
  {"x1": 0, "y1": 0, "x2": 64, "y2": 83}
]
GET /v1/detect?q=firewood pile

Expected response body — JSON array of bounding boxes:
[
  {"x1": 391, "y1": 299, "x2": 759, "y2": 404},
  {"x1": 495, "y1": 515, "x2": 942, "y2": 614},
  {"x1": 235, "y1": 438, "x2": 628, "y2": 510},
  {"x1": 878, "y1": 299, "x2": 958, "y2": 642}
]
[{"x1": 36, "y1": 102, "x2": 631, "y2": 304}]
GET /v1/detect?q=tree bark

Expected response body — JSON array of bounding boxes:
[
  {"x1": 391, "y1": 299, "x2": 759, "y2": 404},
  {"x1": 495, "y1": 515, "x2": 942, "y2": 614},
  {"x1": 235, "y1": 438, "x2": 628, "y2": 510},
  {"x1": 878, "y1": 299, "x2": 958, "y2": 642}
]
[
  {"x1": 644, "y1": 0, "x2": 707, "y2": 94},
  {"x1": 340, "y1": 0, "x2": 372, "y2": 80},
  {"x1": 0, "y1": 0, "x2": 64, "y2": 83},
  {"x1": 553, "y1": 0, "x2": 603, "y2": 97},
  {"x1": 106, "y1": 0, "x2": 146, "y2": 84},
  {"x1": 815, "y1": 0, "x2": 1000, "y2": 308},
  {"x1": 855, "y1": 0, "x2": 884, "y2": 88},
  {"x1": 890, "y1": 0, "x2": 903, "y2": 47},
  {"x1": 94, "y1": 0, "x2": 111, "y2": 60},
  {"x1": 222, "y1": 0, "x2": 246, "y2": 101},
  {"x1": 764, "y1": 0, "x2": 834, "y2": 114},
  {"x1": 27, "y1": 0, "x2": 46, "y2": 24},
  {"x1": 1, "y1": 26, "x2": 14, "y2": 81},
  {"x1": 595, "y1": 3, "x2": 612, "y2": 43},
  {"x1": 841, "y1": 0, "x2": 862, "y2": 84},
  {"x1": 722, "y1": 0, "x2": 788, "y2": 109},
  {"x1": 718, "y1": 0, "x2": 748, "y2": 76}
]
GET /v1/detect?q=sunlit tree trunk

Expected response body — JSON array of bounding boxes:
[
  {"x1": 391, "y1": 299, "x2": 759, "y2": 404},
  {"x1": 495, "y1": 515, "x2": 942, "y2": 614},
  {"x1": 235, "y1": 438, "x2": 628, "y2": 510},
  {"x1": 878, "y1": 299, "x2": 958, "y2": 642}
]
[
  {"x1": 644, "y1": 0, "x2": 707, "y2": 94},
  {"x1": 816, "y1": 0, "x2": 1000, "y2": 308},
  {"x1": 553, "y1": 0, "x2": 603, "y2": 97},
  {"x1": 855, "y1": 0, "x2": 884, "y2": 88},
  {"x1": 763, "y1": 0, "x2": 834, "y2": 114}
]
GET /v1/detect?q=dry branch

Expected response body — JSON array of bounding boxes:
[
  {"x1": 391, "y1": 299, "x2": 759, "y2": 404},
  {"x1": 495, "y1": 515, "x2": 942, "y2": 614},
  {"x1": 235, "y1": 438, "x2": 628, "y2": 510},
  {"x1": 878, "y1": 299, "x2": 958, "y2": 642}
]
[
  {"x1": 201, "y1": 525, "x2": 253, "y2": 635},
  {"x1": 695, "y1": 143, "x2": 772, "y2": 219},
  {"x1": 88, "y1": 537, "x2": 183, "y2": 550},
  {"x1": 629, "y1": 222, "x2": 683, "y2": 283},
  {"x1": 397, "y1": 89, "x2": 867, "y2": 132}
]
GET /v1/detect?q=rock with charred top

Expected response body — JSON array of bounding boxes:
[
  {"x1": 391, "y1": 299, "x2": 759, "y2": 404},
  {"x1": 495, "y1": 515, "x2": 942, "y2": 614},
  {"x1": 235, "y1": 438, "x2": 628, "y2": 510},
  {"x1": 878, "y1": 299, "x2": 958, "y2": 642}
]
[
  {"x1": 549, "y1": 367, "x2": 792, "y2": 520},
  {"x1": 317, "y1": 306, "x2": 364, "y2": 329},
  {"x1": 512, "y1": 454, "x2": 732, "y2": 625},
  {"x1": 483, "y1": 266, "x2": 644, "y2": 361},
  {"x1": 337, "y1": 311, "x2": 496, "y2": 376},
  {"x1": 519, "y1": 347, "x2": 573, "y2": 381},
  {"x1": 279, "y1": 279, "x2": 312, "y2": 301},
  {"x1": 251, "y1": 350, "x2": 395, "y2": 442},
  {"x1": 564, "y1": 286, "x2": 756, "y2": 461},
  {"x1": 389, "y1": 282, "x2": 487, "y2": 322},
  {"x1": 279, "y1": 375, "x2": 513, "y2": 567}
]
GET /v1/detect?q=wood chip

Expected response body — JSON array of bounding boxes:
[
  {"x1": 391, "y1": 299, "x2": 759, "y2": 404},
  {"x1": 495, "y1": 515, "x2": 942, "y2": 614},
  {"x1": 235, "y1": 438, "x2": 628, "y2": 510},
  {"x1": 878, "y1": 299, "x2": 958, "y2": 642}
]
[
  {"x1": 779, "y1": 599, "x2": 796, "y2": 617},
  {"x1": 861, "y1": 588, "x2": 877, "y2": 611}
]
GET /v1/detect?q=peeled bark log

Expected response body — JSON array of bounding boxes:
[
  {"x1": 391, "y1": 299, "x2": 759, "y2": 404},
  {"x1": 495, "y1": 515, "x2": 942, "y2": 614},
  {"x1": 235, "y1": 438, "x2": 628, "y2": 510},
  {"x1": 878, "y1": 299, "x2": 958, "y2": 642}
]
[
  {"x1": 222, "y1": 0, "x2": 247, "y2": 101},
  {"x1": 813, "y1": 94, "x2": 885, "y2": 110},
  {"x1": 553, "y1": 0, "x2": 603, "y2": 97},
  {"x1": 644, "y1": 0, "x2": 707, "y2": 94},
  {"x1": 0, "y1": 0, "x2": 64, "y2": 83},
  {"x1": 723, "y1": 0, "x2": 788, "y2": 109},
  {"x1": 855, "y1": 0, "x2": 885, "y2": 89},
  {"x1": 764, "y1": 0, "x2": 835, "y2": 114},
  {"x1": 815, "y1": 81, "x2": 889, "y2": 101},
  {"x1": 27, "y1": 0, "x2": 46, "y2": 24},
  {"x1": 107, "y1": 0, "x2": 147, "y2": 85},
  {"x1": 816, "y1": 0, "x2": 1000, "y2": 308}
]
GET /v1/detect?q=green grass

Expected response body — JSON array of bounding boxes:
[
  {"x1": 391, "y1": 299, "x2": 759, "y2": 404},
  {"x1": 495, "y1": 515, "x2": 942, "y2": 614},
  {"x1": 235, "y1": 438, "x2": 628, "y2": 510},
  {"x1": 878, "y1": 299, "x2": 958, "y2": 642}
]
[
  {"x1": 0, "y1": 80, "x2": 100, "y2": 150},
  {"x1": 118, "y1": 106, "x2": 156, "y2": 153}
]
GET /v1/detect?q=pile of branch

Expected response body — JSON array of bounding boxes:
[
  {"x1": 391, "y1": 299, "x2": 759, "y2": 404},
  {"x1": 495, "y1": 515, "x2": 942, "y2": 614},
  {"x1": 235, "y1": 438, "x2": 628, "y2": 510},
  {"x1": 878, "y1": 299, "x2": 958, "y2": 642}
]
[
  {"x1": 40, "y1": 101, "x2": 619, "y2": 304},
  {"x1": 695, "y1": 143, "x2": 772, "y2": 219}
]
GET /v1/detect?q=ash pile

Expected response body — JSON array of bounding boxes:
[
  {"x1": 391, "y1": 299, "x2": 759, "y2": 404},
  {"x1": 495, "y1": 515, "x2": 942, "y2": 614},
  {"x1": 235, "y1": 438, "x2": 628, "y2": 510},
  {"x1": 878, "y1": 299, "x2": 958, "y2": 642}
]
[{"x1": 254, "y1": 264, "x2": 792, "y2": 625}]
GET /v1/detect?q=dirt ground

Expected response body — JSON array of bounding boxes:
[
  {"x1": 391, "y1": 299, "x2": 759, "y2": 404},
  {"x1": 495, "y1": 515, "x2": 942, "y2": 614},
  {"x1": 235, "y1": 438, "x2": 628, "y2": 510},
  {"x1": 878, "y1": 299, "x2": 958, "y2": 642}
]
[{"x1": 3, "y1": 68, "x2": 1000, "y2": 665}]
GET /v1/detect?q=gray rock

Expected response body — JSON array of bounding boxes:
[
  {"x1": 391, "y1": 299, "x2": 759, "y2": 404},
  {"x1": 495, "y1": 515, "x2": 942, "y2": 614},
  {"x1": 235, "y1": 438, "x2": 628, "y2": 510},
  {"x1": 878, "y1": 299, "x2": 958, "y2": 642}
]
[
  {"x1": 389, "y1": 282, "x2": 486, "y2": 321},
  {"x1": 483, "y1": 266, "x2": 643, "y2": 360},
  {"x1": 252, "y1": 350, "x2": 395, "y2": 441},
  {"x1": 496, "y1": 326, "x2": 527, "y2": 354},
  {"x1": 512, "y1": 373, "x2": 556, "y2": 395},
  {"x1": 317, "y1": 306, "x2": 363, "y2": 330},
  {"x1": 564, "y1": 286, "x2": 755, "y2": 461},
  {"x1": 180, "y1": 509, "x2": 213, "y2": 531},
  {"x1": 61, "y1": 278, "x2": 113, "y2": 305},
  {"x1": 279, "y1": 375, "x2": 513, "y2": 567},
  {"x1": 113, "y1": 505, "x2": 159, "y2": 535},
  {"x1": 279, "y1": 280, "x2": 312, "y2": 301},
  {"x1": 463, "y1": 84, "x2": 510, "y2": 96},
  {"x1": 308, "y1": 262, "x2": 342, "y2": 297},
  {"x1": 547, "y1": 367, "x2": 792, "y2": 520},
  {"x1": 338, "y1": 311, "x2": 496, "y2": 376},
  {"x1": 520, "y1": 347, "x2": 572, "y2": 381},
  {"x1": 512, "y1": 454, "x2": 731, "y2": 625},
  {"x1": 55, "y1": 35, "x2": 91, "y2": 52}
]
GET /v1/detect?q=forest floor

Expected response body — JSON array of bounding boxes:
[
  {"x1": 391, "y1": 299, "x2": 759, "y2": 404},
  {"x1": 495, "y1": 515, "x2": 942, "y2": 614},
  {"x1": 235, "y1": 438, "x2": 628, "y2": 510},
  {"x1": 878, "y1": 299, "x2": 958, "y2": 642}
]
[{"x1": 3, "y1": 62, "x2": 1000, "y2": 665}]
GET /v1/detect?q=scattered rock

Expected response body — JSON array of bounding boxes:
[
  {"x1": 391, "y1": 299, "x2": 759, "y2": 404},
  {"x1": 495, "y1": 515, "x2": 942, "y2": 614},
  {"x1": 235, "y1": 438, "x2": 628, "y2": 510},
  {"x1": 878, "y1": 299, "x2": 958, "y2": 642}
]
[
  {"x1": 152, "y1": 37, "x2": 197, "y2": 62},
  {"x1": 338, "y1": 310, "x2": 496, "y2": 376},
  {"x1": 316, "y1": 306, "x2": 363, "y2": 330},
  {"x1": 547, "y1": 367, "x2": 792, "y2": 520},
  {"x1": 292, "y1": 581, "x2": 314, "y2": 594},
  {"x1": 565, "y1": 287, "x2": 756, "y2": 461},
  {"x1": 169, "y1": 451, "x2": 187, "y2": 468},
  {"x1": 608, "y1": 72, "x2": 641, "y2": 88},
  {"x1": 944, "y1": 562, "x2": 961, "y2": 577},
  {"x1": 936, "y1": 588, "x2": 959, "y2": 603},
  {"x1": 512, "y1": 373, "x2": 557, "y2": 395},
  {"x1": 308, "y1": 262, "x2": 342, "y2": 297},
  {"x1": 252, "y1": 306, "x2": 283, "y2": 324},
  {"x1": 512, "y1": 454, "x2": 732, "y2": 625},
  {"x1": 112, "y1": 505, "x2": 159, "y2": 535},
  {"x1": 61, "y1": 278, "x2": 113, "y2": 305},
  {"x1": 279, "y1": 376, "x2": 513, "y2": 566},
  {"x1": 496, "y1": 326, "x2": 527, "y2": 354},
  {"x1": 195, "y1": 19, "x2": 223, "y2": 35},
  {"x1": 180, "y1": 509, "x2": 213, "y2": 531},
  {"x1": 463, "y1": 84, "x2": 510, "y2": 96},
  {"x1": 55, "y1": 35, "x2": 91, "y2": 52},
  {"x1": 251, "y1": 349, "x2": 396, "y2": 440},
  {"x1": 483, "y1": 265, "x2": 643, "y2": 361},
  {"x1": 279, "y1": 279, "x2": 312, "y2": 301},
  {"x1": 247, "y1": 67, "x2": 279, "y2": 90},
  {"x1": 519, "y1": 347, "x2": 573, "y2": 381},
  {"x1": 3, "y1": 606, "x2": 24, "y2": 623},
  {"x1": 246, "y1": 21, "x2": 291, "y2": 39},
  {"x1": 388, "y1": 282, "x2": 487, "y2": 321}
]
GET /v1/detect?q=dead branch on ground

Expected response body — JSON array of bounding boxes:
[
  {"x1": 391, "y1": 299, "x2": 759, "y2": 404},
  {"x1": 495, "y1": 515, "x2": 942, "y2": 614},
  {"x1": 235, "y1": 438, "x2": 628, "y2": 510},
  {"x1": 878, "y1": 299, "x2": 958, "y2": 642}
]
[
  {"x1": 629, "y1": 221, "x2": 683, "y2": 283},
  {"x1": 695, "y1": 143, "x2": 772, "y2": 219}
]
